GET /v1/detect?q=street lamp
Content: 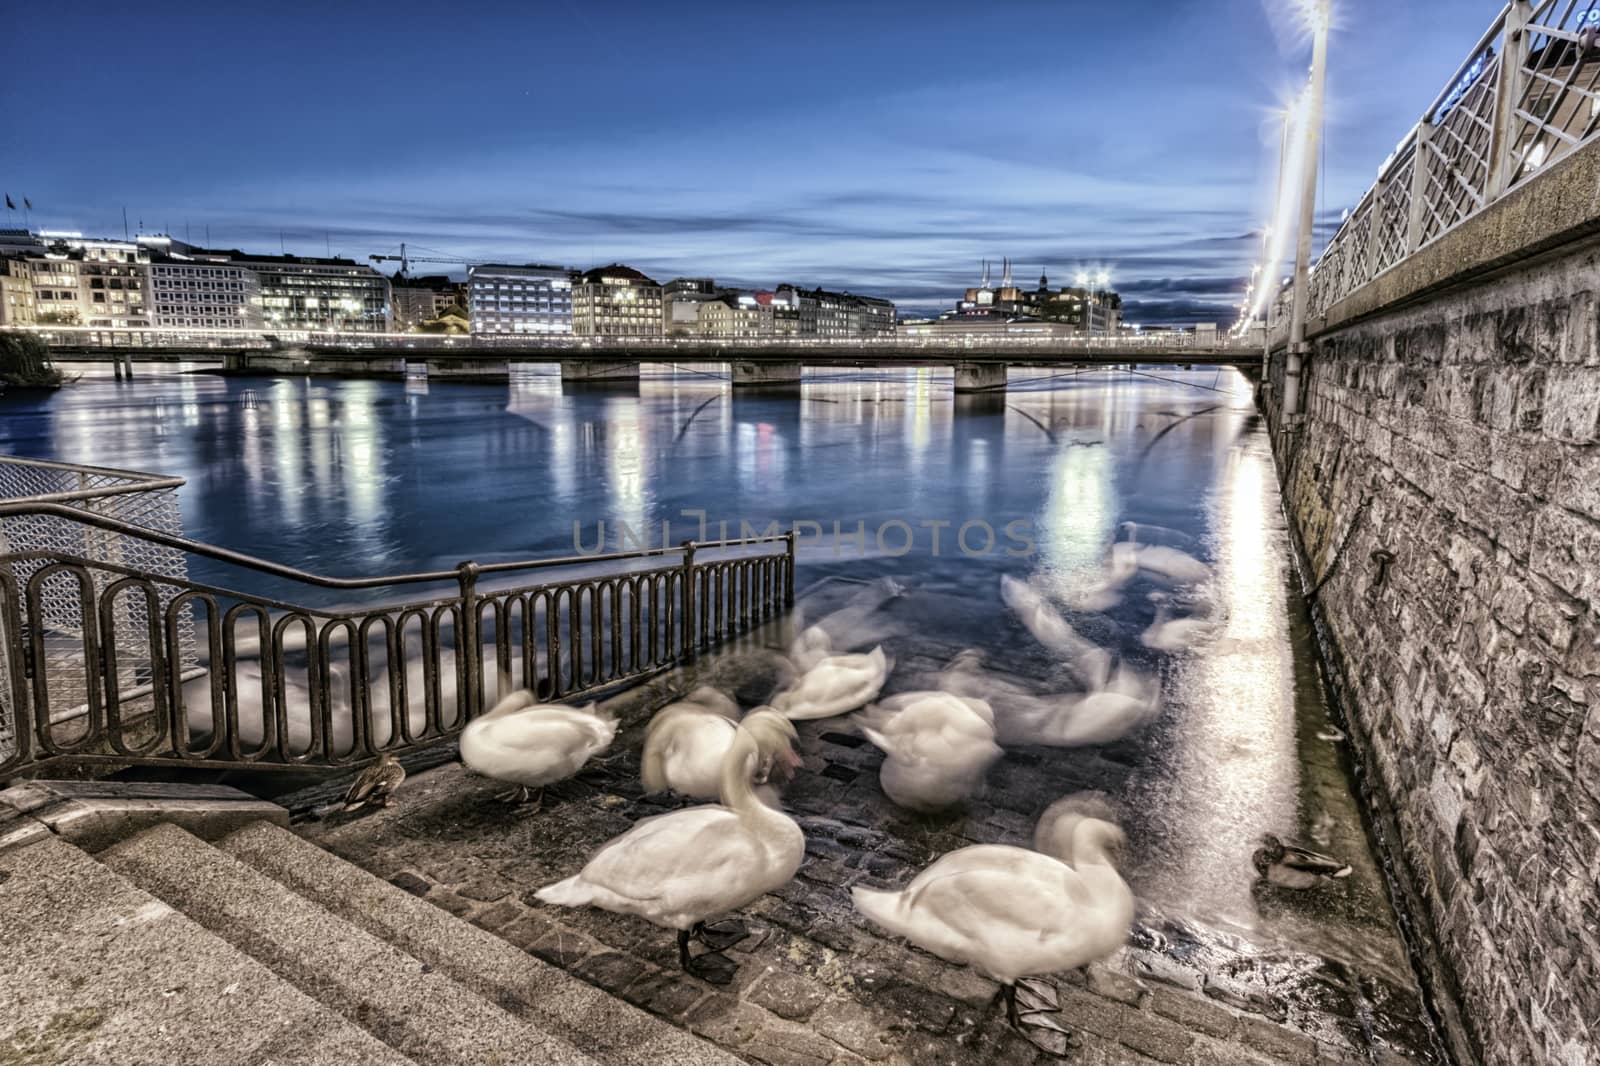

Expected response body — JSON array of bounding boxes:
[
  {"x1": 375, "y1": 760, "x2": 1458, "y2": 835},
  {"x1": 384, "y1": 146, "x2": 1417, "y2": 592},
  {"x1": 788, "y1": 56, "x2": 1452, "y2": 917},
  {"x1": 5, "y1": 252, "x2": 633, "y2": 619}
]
[{"x1": 1284, "y1": 0, "x2": 1330, "y2": 428}]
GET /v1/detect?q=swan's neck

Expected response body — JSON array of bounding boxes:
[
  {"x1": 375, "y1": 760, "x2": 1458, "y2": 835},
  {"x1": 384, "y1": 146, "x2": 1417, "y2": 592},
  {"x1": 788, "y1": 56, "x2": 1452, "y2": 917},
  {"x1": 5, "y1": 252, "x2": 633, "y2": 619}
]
[{"x1": 719, "y1": 733, "x2": 792, "y2": 836}]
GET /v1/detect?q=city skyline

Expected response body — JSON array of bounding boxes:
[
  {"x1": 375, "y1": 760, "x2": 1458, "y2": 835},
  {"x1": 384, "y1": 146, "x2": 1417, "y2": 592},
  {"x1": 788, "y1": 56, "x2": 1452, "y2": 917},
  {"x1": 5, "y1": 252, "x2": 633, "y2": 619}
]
[{"x1": 4, "y1": 0, "x2": 1484, "y2": 324}]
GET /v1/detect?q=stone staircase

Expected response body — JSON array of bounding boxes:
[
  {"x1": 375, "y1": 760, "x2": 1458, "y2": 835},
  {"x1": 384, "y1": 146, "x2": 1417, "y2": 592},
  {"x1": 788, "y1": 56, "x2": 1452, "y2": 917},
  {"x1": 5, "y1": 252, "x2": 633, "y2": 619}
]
[{"x1": 0, "y1": 785, "x2": 742, "y2": 1066}]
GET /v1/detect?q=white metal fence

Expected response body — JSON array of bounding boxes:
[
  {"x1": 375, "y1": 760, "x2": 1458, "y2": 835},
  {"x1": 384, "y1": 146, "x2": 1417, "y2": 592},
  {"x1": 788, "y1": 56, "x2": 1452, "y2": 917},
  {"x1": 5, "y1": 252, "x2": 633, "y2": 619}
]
[{"x1": 1307, "y1": 0, "x2": 1600, "y2": 318}]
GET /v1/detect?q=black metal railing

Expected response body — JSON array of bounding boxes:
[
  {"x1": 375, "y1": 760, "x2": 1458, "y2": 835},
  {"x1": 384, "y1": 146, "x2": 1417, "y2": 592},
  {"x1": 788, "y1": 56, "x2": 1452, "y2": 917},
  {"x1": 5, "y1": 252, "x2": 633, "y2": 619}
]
[{"x1": 0, "y1": 502, "x2": 795, "y2": 776}]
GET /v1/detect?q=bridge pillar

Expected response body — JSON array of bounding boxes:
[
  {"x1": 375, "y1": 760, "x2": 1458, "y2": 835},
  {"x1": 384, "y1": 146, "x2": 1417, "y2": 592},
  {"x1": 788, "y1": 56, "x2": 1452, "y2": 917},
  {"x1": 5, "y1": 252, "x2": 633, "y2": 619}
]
[
  {"x1": 731, "y1": 361, "x2": 802, "y2": 388},
  {"x1": 953, "y1": 362, "x2": 1006, "y2": 393},
  {"x1": 223, "y1": 351, "x2": 250, "y2": 373},
  {"x1": 561, "y1": 359, "x2": 639, "y2": 383}
]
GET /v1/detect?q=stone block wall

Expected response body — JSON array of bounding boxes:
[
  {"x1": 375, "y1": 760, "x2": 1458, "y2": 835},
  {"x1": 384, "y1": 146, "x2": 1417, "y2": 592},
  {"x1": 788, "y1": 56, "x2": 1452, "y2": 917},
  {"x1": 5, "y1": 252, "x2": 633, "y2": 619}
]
[{"x1": 1262, "y1": 240, "x2": 1600, "y2": 1066}]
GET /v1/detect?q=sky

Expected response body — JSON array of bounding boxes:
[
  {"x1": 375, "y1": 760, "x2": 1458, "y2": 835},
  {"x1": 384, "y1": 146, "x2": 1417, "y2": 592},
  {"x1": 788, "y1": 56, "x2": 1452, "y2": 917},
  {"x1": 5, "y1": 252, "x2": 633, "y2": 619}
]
[{"x1": 2, "y1": 1, "x2": 1493, "y2": 325}]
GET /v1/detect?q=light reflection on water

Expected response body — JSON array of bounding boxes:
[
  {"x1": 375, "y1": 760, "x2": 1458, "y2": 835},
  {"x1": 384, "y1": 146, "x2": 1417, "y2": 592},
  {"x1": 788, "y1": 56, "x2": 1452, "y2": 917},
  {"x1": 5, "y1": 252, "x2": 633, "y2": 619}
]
[{"x1": 1, "y1": 361, "x2": 1399, "y2": 965}]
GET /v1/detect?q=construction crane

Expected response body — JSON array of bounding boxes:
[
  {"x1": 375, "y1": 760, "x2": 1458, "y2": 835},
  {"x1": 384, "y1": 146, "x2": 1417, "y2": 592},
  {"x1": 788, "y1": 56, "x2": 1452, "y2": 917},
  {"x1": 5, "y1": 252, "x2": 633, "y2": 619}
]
[{"x1": 367, "y1": 242, "x2": 469, "y2": 277}]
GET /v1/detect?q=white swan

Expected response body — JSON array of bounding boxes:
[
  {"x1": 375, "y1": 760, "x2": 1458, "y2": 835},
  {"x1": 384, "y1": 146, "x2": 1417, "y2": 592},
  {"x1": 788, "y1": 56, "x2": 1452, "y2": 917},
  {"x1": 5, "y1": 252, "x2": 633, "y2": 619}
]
[
  {"x1": 1139, "y1": 596, "x2": 1222, "y2": 652},
  {"x1": 851, "y1": 809, "x2": 1133, "y2": 1050},
  {"x1": 536, "y1": 714, "x2": 804, "y2": 981},
  {"x1": 998, "y1": 661, "x2": 1161, "y2": 748},
  {"x1": 642, "y1": 688, "x2": 790, "y2": 802},
  {"x1": 1000, "y1": 575, "x2": 1096, "y2": 662},
  {"x1": 857, "y1": 691, "x2": 1001, "y2": 812},
  {"x1": 787, "y1": 626, "x2": 835, "y2": 672},
  {"x1": 458, "y1": 692, "x2": 616, "y2": 807},
  {"x1": 773, "y1": 645, "x2": 891, "y2": 720},
  {"x1": 1133, "y1": 544, "x2": 1211, "y2": 586}
]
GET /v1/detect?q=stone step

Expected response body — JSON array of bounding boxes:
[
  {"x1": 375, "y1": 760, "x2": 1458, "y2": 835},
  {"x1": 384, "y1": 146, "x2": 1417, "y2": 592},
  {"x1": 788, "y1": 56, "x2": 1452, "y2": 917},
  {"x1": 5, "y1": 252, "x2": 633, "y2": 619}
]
[
  {"x1": 218, "y1": 819, "x2": 745, "y2": 1066},
  {"x1": 100, "y1": 822, "x2": 598, "y2": 1066},
  {"x1": 0, "y1": 833, "x2": 415, "y2": 1066}
]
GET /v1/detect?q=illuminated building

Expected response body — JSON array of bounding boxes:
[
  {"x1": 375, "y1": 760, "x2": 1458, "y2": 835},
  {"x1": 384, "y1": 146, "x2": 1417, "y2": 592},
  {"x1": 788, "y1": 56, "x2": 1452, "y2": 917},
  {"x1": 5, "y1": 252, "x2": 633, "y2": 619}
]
[
  {"x1": 10, "y1": 234, "x2": 153, "y2": 329},
  {"x1": 467, "y1": 264, "x2": 573, "y2": 336},
  {"x1": 571, "y1": 264, "x2": 663, "y2": 338},
  {"x1": 946, "y1": 259, "x2": 1121, "y2": 334},
  {"x1": 664, "y1": 278, "x2": 720, "y2": 336},
  {"x1": 697, "y1": 292, "x2": 776, "y2": 338},
  {"x1": 243, "y1": 254, "x2": 390, "y2": 333},
  {"x1": 773, "y1": 285, "x2": 896, "y2": 338},
  {"x1": 392, "y1": 275, "x2": 465, "y2": 332},
  {"x1": 0, "y1": 255, "x2": 36, "y2": 326},
  {"x1": 134, "y1": 237, "x2": 264, "y2": 331}
]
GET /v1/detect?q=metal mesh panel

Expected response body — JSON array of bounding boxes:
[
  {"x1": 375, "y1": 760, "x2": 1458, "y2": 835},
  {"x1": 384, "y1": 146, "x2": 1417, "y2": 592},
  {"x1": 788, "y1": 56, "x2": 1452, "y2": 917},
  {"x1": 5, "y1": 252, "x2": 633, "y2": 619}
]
[
  {"x1": 0, "y1": 459, "x2": 195, "y2": 757},
  {"x1": 1419, "y1": 52, "x2": 1500, "y2": 245},
  {"x1": 1373, "y1": 155, "x2": 1415, "y2": 274},
  {"x1": 1509, "y1": 2, "x2": 1600, "y2": 183}
]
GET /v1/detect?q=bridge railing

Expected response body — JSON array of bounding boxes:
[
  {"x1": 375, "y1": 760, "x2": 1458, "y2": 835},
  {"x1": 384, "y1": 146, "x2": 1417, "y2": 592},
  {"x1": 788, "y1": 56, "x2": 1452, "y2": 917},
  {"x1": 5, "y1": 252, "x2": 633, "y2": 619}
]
[
  {"x1": 7, "y1": 323, "x2": 1256, "y2": 354},
  {"x1": 0, "y1": 502, "x2": 795, "y2": 777},
  {"x1": 1308, "y1": 0, "x2": 1600, "y2": 318}
]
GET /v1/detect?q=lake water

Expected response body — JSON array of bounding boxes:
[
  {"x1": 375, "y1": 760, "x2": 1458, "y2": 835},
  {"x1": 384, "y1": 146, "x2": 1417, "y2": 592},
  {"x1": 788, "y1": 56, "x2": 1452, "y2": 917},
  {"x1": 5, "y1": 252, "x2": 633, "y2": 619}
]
[{"x1": 0, "y1": 362, "x2": 1435, "y2": 1044}]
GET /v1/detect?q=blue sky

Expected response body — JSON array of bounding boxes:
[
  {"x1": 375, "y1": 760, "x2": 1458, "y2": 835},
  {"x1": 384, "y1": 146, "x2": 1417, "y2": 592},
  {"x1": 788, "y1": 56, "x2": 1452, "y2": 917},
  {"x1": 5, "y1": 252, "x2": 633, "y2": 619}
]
[{"x1": 3, "y1": 1, "x2": 1492, "y2": 323}]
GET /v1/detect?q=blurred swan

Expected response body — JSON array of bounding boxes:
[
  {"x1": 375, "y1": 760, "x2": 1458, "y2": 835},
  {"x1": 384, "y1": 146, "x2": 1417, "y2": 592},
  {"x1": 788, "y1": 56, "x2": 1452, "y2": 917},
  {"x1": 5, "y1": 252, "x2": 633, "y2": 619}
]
[
  {"x1": 1132, "y1": 545, "x2": 1211, "y2": 586},
  {"x1": 774, "y1": 645, "x2": 891, "y2": 720},
  {"x1": 1062, "y1": 542, "x2": 1140, "y2": 612},
  {"x1": 1139, "y1": 594, "x2": 1223, "y2": 652},
  {"x1": 787, "y1": 626, "x2": 835, "y2": 672},
  {"x1": 642, "y1": 687, "x2": 790, "y2": 802},
  {"x1": 536, "y1": 714, "x2": 804, "y2": 983},
  {"x1": 459, "y1": 692, "x2": 616, "y2": 808},
  {"x1": 1000, "y1": 575, "x2": 1096, "y2": 663},
  {"x1": 857, "y1": 691, "x2": 1002, "y2": 811},
  {"x1": 1000, "y1": 661, "x2": 1161, "y2": 748},
  {"x1": 851, "y1": 805, "x2": 1134, "y2": 1053}
]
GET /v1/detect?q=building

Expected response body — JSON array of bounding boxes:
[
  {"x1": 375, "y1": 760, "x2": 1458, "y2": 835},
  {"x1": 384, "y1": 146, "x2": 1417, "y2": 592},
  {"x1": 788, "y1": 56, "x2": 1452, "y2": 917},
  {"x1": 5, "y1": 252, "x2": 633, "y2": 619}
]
[
  {"x1": 698, "y1": 292, "x2": 777, "y2": 338},
  {"x1": 392, "y1": 275, "x2": 465, "y2": 332},
  {"x1": 0, "y1": 255, "x2": 36, "y2": 326},
  {"x1": 467, "y1": 264, "x2": 573, "y2": 336},
  {"x1": 243, "y1": 254, "x2": 390, "y2": 333},
  {"x1": 771, "y1": 285, "x2": 896, "y2": 338},
  {"x1": 571, "y1": 264, "x2": 663, "y2": 338},
  {"x1": 133, "y1": 236, "x2": 264, "y2": 332},
  {"x1": 14, "y1": 235, "x2": 153, "y2": 330},
  {"x1": 946, "y1": 259, "x2": 1121, "y2": 334}
]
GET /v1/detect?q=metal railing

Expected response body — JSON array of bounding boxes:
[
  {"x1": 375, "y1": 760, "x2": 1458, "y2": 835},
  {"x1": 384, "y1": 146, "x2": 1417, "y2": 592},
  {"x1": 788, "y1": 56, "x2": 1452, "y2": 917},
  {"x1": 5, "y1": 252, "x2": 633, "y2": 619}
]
[
  {"x1": 0, "y1": 458, "x2": 199, "y2": 759},
  {"x1": 0, "y1": 503, "x2": 795, "y2": 776},
  {"x1": 7, "y1": 324, "x2": 1256, "y2": 354},
  {"x1": 1306, "y1": 0, "x2": 1600, "y2": 318}
]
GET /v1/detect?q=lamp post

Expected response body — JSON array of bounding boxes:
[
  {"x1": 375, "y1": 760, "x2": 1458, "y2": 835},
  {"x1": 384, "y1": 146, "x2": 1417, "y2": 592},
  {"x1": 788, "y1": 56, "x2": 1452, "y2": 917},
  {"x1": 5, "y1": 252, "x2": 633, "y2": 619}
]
[{"x1": 1283, "y1": 0, "x2": 1330, "y2": 431}]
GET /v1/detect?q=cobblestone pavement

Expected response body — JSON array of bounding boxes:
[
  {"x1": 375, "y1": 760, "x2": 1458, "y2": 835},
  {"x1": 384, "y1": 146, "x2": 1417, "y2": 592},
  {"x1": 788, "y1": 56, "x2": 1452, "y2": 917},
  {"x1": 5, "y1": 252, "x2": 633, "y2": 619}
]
[{"x1": 300, "y1": 582, "x2": 1446, "y2": 1066}]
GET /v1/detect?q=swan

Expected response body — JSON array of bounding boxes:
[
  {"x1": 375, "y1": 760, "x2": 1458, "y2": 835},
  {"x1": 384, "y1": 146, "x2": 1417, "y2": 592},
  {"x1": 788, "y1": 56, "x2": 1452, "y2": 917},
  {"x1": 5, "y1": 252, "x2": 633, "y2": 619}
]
[
  {"x1": 851, "y1": 808, "x2": 1133, "y2": 1054},
  {"x1": 787, "y1": 626, "x2": 835, "y2": 672},
  {"x1": 458, "y1": 692, "x2": 616, "y2": 808},
  {"x1": 857, "y1": 691, "x2": 1001, "y2": 811},
  {"x1": 1252, "y1": 834, "x2": 1352, "y2": 889},
  {"x1": 773, "y1": 645, "x2": 891, "y2": 720},
  {"x1": 641, "y1": 688, "x2": 791, "y2": 802},
  {"x1": 535, "y1": 714, "x2": 804, "y2": 983},
  {"x1": 1000, "y1": 575, "x2": 1096, "y2": 662},
  {"x1": 998, "y1": 661, "x2": 1161, "y2": 748},
  {"x1": 1132, "y1": 545, "x2": 1211, "y2": 586},
  {"x1": 342, "y1": 751, "x2": 405, "y2": 812},
  {"x1": 1139, "y1": 595, "x2": 1223, "y2": 652}
]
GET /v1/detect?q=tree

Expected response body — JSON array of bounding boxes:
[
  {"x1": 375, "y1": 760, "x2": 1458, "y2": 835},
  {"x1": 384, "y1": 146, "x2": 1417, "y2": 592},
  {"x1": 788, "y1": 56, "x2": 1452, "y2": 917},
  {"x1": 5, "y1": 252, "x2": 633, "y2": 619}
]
[{"x1": 0, "y1": 332, "x2": 66, "y2": 387}]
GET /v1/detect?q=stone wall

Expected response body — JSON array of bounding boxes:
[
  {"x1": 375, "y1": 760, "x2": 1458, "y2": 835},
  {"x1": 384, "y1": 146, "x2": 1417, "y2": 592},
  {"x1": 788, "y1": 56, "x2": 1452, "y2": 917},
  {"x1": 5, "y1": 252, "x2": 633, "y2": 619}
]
[{"x1": 1262, "y1": 239, "x2": 1600, "y2": 1066}]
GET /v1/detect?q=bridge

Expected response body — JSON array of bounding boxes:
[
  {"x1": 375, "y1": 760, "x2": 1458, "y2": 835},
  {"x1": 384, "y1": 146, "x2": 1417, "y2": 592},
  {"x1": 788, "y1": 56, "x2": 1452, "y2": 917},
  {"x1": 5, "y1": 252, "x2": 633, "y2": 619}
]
[
  {"x1": 1248, "y1": 4, "x2": 1600, "y2": 1066},
  {"x1": 32, "y1": 332, "x2": 1262, "y2": 391}
]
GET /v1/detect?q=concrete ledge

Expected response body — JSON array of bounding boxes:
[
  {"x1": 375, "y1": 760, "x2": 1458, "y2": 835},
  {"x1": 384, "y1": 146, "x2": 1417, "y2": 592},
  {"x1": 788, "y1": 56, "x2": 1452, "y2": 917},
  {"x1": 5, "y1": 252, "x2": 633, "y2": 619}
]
[
  {"x1": 1312, "y1": 137, "x2": 1600, "y2": 338},
  {"x1": 562, "y1": 358, "x2": 641, "y2": 382},
  {"x1": 731, "y1": 360, "x2": 802, "y2": 387},
  {"x1": 953, "y1": 361, "x2": 1008, "y2": 392},
  {"x1": 0, "y1": 780, "x2": 288, "y2": 854}
]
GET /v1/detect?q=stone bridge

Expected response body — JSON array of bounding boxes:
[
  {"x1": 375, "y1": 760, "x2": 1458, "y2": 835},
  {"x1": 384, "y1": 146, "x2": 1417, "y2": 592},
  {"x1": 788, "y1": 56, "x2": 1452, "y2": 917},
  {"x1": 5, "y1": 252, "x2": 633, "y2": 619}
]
[{"x1": 1260, "y1": 131, "x2": 1599, "y2": 1066}]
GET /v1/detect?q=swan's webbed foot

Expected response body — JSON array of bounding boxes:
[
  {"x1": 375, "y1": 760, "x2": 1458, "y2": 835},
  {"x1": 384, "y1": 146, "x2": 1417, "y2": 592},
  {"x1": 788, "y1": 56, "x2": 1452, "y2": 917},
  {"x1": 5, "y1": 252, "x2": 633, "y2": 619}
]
[
  {"x1": 692, "y1": 919, "x2": 749, "y2": 952},
  {"x1": 498, "y1": 785, "x2": 543, "y2": 809},
  {"x1": 1014, "y1": 976, "x2": 1059, "y2": 1013},
  {"x1": 1001, "y1": 984, "x2": 1079, "y2": 1058},
  {"x1": 676, "y1": 929, "x2": 737, "y2": 985}
]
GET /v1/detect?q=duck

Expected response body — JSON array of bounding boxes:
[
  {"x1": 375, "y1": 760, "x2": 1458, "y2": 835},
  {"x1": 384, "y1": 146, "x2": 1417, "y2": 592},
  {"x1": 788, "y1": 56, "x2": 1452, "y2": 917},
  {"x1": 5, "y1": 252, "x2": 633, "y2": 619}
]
[
  {"x1": 535, "y1": 713, "x2": 805, "y2": 984},
  {"x1": 773, "y1": 645, "x2": 891, "y2": 721},
  {"x1": 1252, "y1": 833, "x2": 1352, "y2": 889},
  {"x1": 857, "y1": 691, "x2": 1002, "y2": 812},
  {"x1": 1139, "y1": 593, "x2": 1223, "y2": 652},
  {"x1": 458, "y1": 692, "x2": 617, "y2": 808},
  {"x1": 342, "y1": 751, "x2": 406, "y2": 812},
  {"x1": 851, "y1": 807, "x2": 1134, "y2": 1055},
  {"x1": 642, "y1": 688, "x2": 790, "y2": 802}
]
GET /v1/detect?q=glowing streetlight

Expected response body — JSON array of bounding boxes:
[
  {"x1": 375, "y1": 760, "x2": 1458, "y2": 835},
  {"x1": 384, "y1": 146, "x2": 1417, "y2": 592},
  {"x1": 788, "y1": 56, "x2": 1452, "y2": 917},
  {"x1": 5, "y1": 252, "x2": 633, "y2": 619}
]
[{"x1": 1285, "y1": 0, "x2": 1330, "y2": 427}]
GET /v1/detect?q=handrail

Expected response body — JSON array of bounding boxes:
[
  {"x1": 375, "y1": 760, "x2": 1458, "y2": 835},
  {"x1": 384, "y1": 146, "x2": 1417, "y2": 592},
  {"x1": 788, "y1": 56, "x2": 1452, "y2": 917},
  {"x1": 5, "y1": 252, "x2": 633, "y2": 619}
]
[
  {"x1": 0, "y1": 455, "x2": 187, "y2": 505},
  {"x1": 0, "y1": 503, "x2": 790, "y2": 591}
]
